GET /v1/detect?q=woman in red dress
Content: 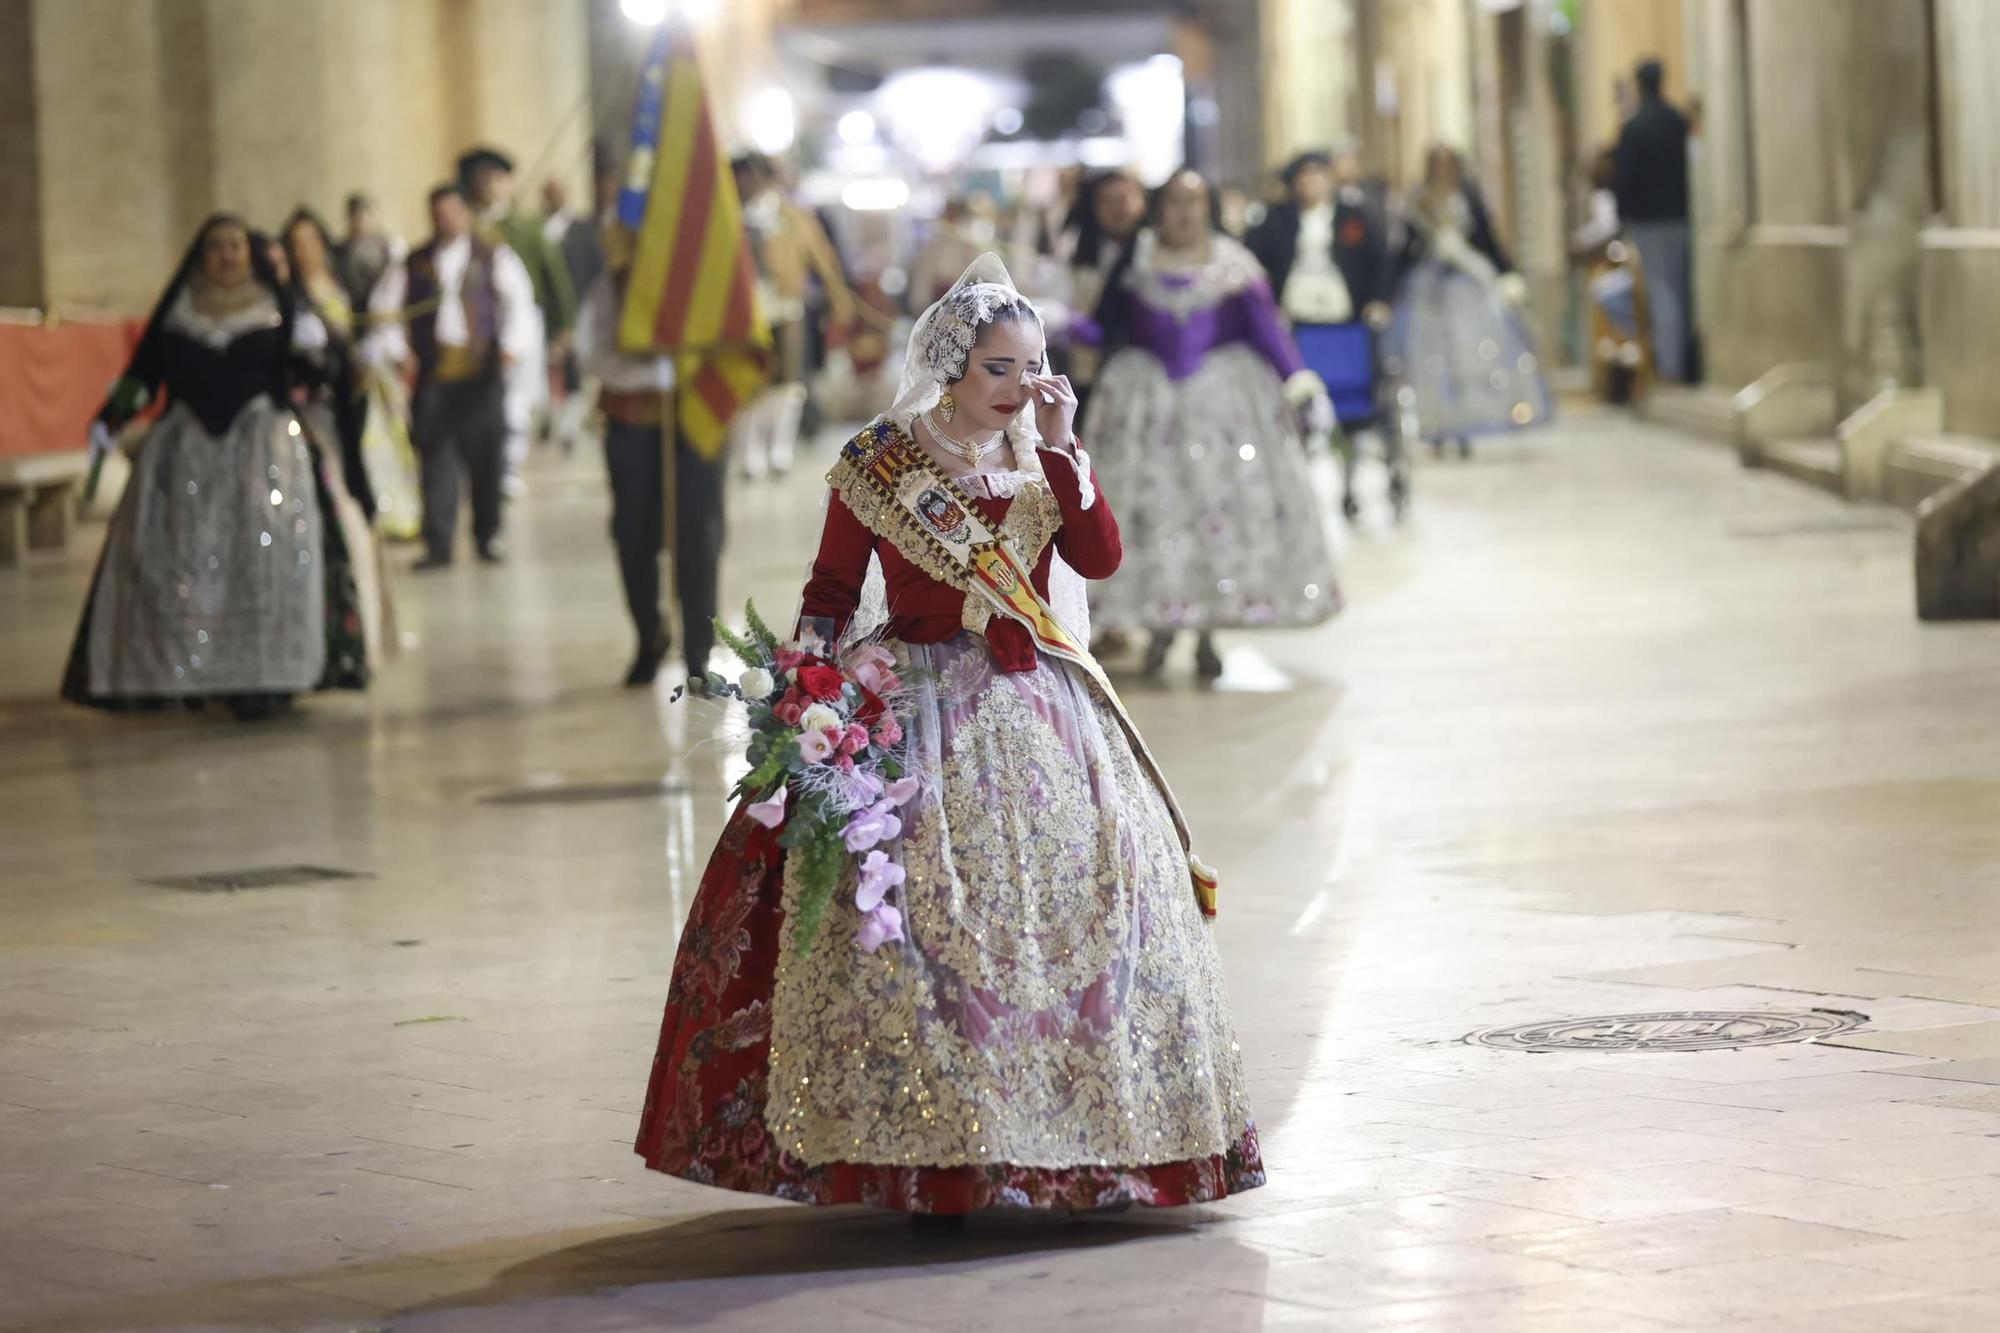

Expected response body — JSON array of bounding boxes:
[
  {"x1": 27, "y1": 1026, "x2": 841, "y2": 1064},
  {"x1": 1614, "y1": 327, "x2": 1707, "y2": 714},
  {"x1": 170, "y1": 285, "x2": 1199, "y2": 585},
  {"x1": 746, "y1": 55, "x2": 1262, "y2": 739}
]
[{"x1": 634, "y1": 255, "x2": 1264, "y2": 1216}]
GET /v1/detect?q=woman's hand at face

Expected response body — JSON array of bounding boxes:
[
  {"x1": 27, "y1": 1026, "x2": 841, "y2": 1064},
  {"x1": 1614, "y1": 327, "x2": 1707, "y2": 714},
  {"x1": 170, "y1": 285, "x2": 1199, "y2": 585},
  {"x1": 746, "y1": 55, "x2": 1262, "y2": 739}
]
[{"x1": 1028, "y1": 373, "x2": 1078, "y2": 451}]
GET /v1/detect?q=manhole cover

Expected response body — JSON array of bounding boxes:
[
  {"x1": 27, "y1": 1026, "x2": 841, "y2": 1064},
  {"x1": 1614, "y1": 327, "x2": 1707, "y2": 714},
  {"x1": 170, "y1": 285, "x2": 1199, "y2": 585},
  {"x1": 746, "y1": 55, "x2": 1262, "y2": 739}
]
[
  {"x1": 146, "y1": 865, "x2": 373, "y2": 892},
  {"x1": 480, "y1": 780, "x2": 687, "y2": 806},
  {"x1": 1468, "y1": 1009, "x2": 1868, "y2": 1053}
]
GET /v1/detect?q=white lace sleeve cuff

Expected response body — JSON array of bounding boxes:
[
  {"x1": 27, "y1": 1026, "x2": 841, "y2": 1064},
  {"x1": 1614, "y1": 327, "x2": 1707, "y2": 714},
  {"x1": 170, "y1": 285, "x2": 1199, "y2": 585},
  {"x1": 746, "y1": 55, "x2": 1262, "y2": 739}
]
[{"x1": 1040, "y1": 441, "x2": 1096, "y2": 510}]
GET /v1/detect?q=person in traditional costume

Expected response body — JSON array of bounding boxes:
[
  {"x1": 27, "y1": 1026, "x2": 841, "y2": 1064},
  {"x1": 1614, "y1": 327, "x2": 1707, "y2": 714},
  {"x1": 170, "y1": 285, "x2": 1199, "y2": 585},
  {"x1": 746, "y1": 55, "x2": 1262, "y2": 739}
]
[
  {"x1": 368, "y1": 184, "x2": 540, "y2": 569},
  {"x1": 62, "y1": 214, "x2": 368, "y2": 718},
  {"x1": 336, "y1": 192, "x2": 404, "y2": 323},
  {"x1": 1390, "y1": 146, "x2": 1552, "y2": 458},
  {"x1": 1079, "y1": 170, "x2": 1339, "y2": 681},
  {"x1": 331, "y1": 195, "x2": 423, "y2": 540},
  {"x1": 281, "y1": 211, "x2": 374, "y2": 519},
  {"x1": 1055, "y1": 169, "x2": 1146, "y2": 436},
  {"x1": 634, "y1": 253, "x2": 1264, "y2": 1220},
  {"x1": 1247, "y1": 146, "x2": 1396, "y2": 520},
  {"x1": 459, "y1": 147, "x2": 578, "y2": 494},
  {"x1": 281, "y1": 209, "x2": 392, "y2": 666},
  {"x1": 573, "y1": 226, "x2": 726, "y2": 688},
  {"x1": 730, "y1": 152, "x2": 854, "y2": 481}
]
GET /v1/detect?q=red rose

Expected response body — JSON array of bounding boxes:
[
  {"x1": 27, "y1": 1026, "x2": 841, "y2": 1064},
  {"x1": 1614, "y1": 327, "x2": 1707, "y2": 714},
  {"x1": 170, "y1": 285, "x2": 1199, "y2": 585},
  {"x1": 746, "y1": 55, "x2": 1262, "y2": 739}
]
[{"x1": 797, "y1": 664, "x2": 845, "y2": 701}]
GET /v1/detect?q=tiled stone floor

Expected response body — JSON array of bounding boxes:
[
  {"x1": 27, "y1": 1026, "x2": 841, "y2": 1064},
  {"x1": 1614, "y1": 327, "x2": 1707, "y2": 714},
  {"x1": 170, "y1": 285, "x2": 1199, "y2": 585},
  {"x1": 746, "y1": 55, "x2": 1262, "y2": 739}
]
[{"x1": 6, "y1": 414, "x2": 2000, "y2": 1331}]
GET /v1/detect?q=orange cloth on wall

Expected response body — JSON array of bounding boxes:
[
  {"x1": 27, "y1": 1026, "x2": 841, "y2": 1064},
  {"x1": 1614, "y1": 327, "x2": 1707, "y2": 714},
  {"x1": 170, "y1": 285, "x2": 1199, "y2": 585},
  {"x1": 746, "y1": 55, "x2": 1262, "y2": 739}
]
[{"x1": 0, "y1": 319, "x2": 145, "y2": 458}]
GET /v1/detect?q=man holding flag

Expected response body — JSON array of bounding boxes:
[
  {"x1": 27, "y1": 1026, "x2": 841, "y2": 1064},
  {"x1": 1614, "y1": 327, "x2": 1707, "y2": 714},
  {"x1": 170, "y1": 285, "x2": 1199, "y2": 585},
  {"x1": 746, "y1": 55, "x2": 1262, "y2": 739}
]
[{"x1": 580, "y1": 21, "x2": 771, "y2": 687}]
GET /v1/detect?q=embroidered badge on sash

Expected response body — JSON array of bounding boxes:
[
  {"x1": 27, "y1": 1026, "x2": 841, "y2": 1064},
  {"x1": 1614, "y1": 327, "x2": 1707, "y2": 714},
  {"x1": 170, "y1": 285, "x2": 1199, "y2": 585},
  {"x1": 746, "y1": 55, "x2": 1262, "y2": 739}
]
[{"x1": 915, "y1": 488, "x2": 972, "y2": 545}]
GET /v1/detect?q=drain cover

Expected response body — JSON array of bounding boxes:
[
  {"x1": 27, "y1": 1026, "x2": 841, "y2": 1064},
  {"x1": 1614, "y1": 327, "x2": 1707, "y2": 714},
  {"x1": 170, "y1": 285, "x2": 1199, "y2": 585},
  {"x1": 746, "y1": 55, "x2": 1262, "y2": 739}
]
[
  {"x1": 146, "y1": 865, "x2": 372, "y2": 892},
  {"x1": 1468, "y1": 1009, "x2": 1867, "y2": 1054},
  {"x1": 480, "y1": 780, "x2": 687, "y2": 806}
]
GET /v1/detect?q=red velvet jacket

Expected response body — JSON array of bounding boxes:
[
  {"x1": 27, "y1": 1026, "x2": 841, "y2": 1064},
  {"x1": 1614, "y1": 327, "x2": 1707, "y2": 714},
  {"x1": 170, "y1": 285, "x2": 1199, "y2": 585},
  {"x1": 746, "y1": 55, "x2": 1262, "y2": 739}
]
[{"x1": 799, "y1": 442, "x2": 1119, "y2": 673}]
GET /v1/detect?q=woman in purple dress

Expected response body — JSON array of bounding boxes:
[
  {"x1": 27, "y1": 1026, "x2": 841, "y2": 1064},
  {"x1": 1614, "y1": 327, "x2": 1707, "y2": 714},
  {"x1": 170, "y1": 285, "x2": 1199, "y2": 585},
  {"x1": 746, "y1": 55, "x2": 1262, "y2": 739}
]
[{"x1": 1081, "y1": 171, "x2": 1339, "y2": 680}]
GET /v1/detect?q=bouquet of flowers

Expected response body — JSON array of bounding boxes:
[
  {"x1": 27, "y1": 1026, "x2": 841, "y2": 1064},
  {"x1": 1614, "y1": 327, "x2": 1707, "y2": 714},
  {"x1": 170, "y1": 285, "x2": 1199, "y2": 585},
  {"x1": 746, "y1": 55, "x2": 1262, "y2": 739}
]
[{"x1": 679, "y1": 601, "x2": 917, "y2": 957}]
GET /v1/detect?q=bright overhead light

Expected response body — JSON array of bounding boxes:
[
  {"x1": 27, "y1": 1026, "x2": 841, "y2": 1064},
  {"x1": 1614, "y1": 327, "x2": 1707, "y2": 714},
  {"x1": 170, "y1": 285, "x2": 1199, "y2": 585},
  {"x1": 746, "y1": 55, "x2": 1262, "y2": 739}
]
[
  {"x1": 838, "y1": 110, "x2": 877, "y2": 146},
  {"x1": 621, "y1": 0, "x2": 714, "y2": 23},
  {"x1": 993, "y1": 107, "x2": 1024, "y2": 136},
  {"x1": 842, "y1": 178, "x2": 911, "y2": 212},
  {"x1": 747, "y1": 87, "x2": 796, "y2": 154},
  {"x1": 877, "y1": 67, "x2": 1001, "y2": 171}
]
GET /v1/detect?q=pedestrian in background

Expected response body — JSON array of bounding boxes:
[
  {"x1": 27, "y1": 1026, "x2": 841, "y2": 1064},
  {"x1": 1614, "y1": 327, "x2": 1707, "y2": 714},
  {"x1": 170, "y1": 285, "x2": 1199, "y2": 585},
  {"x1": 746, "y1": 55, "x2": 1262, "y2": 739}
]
[{"x1": 1614, "y1": 58, "x2": 1693, "y2": 383}]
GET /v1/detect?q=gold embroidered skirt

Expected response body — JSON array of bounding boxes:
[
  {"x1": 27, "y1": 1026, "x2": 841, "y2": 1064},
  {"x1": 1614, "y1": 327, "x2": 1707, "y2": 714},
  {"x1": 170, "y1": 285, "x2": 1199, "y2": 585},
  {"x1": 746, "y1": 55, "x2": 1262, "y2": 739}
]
[{"x1": 764, "y1": 632, "x2": 1258, "y2": 1171}]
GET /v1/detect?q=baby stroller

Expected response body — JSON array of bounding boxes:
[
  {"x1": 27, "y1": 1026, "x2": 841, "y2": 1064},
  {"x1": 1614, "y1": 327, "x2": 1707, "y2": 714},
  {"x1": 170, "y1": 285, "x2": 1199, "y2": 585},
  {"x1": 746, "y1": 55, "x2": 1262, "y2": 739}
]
[{"x1": 1296, "y1": 320, "x2": 1411, "y2": 522}]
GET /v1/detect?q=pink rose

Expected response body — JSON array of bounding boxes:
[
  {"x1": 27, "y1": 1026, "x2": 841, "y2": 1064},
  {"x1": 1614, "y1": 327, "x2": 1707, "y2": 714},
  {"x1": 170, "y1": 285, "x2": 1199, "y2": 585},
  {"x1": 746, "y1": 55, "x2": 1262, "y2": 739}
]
[
  {"x1": 773, "y1": 698, "x2": 804, "y2": 727},
  {"x1": 874, "y1": 716, "x2": 904, "y2": 748},
  {"x1": 796, "y1": 728, "x2": 835, "y2": 764},
  {"x1": 840, "y1": 723, "x2": 870, "y2": 756},
  {"x1": 744, "y1": 786, "x2": 788, "y2": 828}
]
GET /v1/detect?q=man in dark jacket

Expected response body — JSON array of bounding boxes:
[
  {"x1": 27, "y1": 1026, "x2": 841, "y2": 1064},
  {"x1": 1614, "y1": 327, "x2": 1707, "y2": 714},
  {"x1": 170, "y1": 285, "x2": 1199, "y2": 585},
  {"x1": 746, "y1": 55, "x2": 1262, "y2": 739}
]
[
  {"x1": 1613, "y1": 59, "x2": 1693, "y2": 381},
  {"x1": 1247, "y1": 146, "x2": 1394, "y2": 327},
  {"x1": 1247, "y1": 145, "x2": 1395, "y2": 518}
]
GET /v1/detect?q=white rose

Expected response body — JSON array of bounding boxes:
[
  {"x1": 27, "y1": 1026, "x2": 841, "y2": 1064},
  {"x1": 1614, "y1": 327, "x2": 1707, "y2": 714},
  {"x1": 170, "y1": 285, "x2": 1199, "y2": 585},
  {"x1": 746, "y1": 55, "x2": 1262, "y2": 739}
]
[
  {"x1": 738, "y1": 668, "x2": 775, "y2": 700},
  {"x1": 799, "y1": 703, "x2": 842, "y2": 734}
]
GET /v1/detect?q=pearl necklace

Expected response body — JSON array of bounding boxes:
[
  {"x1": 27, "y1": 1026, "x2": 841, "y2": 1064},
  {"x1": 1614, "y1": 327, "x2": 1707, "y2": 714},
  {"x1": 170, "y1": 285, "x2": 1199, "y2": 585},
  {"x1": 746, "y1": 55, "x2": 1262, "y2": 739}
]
[{"x1": 923, "y1": 410, "x2": 1005, "y2": 466}]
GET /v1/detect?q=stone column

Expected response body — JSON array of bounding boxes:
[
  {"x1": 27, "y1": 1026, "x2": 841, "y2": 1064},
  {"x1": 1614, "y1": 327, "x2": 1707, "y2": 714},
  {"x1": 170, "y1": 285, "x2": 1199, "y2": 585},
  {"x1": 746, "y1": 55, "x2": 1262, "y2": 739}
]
[
  {"x1": 1828, "y1": 0, "x2": 1932, "y2": 407},
  {"x1": 0, "y1": 0, "x2": 43, "y2": 308}
]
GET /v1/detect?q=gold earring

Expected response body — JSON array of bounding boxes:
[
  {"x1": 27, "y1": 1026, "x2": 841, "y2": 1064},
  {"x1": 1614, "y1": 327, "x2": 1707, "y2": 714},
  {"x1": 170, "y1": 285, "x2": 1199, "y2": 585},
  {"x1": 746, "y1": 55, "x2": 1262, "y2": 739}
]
[{"x1": 938, "y1": 391, "x2": 956, "y2": 423}]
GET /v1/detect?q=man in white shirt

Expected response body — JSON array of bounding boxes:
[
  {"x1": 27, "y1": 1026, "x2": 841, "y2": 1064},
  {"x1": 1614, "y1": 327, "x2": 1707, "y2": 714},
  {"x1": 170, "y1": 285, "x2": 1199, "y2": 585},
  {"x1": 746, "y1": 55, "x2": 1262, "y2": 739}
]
[{"x1": 369, "y1": 184, "x2": 538, "y2": 569}]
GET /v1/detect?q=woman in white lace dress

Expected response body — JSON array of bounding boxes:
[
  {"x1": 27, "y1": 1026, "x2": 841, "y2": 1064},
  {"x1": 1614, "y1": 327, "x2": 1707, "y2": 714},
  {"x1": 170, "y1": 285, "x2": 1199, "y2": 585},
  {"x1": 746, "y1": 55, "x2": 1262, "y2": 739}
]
[
  {"x1": 1079, "y1": 170, "x2": 1339, "y2": 680},
  {"x1": 635, "y1": 255, "x2": 1264, "y2": 1220}
]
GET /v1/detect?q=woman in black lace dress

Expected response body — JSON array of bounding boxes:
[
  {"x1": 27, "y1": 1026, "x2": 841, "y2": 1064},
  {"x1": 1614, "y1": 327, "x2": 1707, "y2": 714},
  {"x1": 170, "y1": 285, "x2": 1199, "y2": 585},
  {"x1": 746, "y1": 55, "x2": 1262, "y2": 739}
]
[{"x1": 62, "y1": 213, "x2": 368, "y2": 718}]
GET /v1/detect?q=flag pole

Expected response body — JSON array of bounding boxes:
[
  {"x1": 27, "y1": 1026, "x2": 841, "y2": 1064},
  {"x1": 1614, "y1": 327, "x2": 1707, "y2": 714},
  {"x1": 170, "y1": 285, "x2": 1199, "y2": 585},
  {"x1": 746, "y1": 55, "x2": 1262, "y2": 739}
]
[{"x1": 660, "y1": 386, "x2": 680, "y2": 671}]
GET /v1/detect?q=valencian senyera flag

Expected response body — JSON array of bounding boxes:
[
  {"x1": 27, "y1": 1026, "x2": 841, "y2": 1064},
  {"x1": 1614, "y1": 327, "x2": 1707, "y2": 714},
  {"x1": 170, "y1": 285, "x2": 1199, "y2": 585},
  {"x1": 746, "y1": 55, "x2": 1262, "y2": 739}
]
[{"x1": 618, "y1": 22, "x2": 772, "y2": 459}]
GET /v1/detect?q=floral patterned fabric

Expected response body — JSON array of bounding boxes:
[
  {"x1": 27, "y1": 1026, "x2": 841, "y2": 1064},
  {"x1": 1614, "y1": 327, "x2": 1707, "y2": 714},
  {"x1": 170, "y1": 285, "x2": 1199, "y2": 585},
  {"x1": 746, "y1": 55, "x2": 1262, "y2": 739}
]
[
  {"x1": 1088, "y1": 343, "x2": 1339, "y2": 632},
  {"x1": 634, "y1": 747, "x2": 1266, "y2": 1215}
]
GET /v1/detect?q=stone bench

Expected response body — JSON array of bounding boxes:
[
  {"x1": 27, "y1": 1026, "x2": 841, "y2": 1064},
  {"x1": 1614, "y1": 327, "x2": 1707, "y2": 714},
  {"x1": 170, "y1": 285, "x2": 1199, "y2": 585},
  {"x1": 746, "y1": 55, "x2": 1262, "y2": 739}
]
[
  {"x1": 1914, "y1": 444, "x2": 2000, "y2": 621},
  {"x1": 0, "y1": 450, "x2": 89, "y2": 562}
]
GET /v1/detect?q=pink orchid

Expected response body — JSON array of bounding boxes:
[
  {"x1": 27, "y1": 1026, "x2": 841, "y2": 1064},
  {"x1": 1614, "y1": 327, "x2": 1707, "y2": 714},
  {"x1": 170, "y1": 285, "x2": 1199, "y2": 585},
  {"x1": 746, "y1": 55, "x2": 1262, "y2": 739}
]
[
  {"x1": 883, "y1": 775, "x2": 921, "y2": 806},
  {"x1": 853, "y1": 660, "x2": 900, "y2": 695},
  {"x1": 796, "y1": 728, "x2": 835, "y2": 764},
  {"x1": 842, "y1": 799, "x2": 903, "y2": 853},
  {"x1": 856, "y1": 903, "x2": 904, "y2": 953},
  {"x1": 842, "y1": 769, "x2": 884, "y2": 805},
  {"x1": 854, "y1": 850, "x2": 907, "y2": 953},
  {"x1": 854, "y1": 849, "x2": 905, "y2": 910},
  {"x1": 848, "y1": 643, "x2": 897, "y2": 672},
  {"x1": 744, "y1": 785, "x2": 788, "y2": 828}
]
